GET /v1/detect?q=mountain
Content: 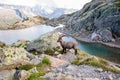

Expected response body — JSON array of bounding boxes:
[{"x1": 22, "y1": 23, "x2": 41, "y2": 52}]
[
  {"x1": 0, "y1": 6, "x2": 48, "y2": 29},
  {"x1": 10, "y1": 16, "x2": 48, "y2": 29},
  {"x1": 0, "y1": 3, "x2": 77, "y2": 19},
  {"x1": 32, "y1": 4, "x2": 76, "y2": 18},
  {"x1": 0, "y1": 2, "x2": 76, "y2": 29},
  {"x1": 0, "y1": 7, "x2": 22, "y2": 29},
  {"x1": 51, "y1": 0, "x2": 120, "y2": 43},
  {"x1": 0, "y1": 4, "x2": 36, "y2": 19}
]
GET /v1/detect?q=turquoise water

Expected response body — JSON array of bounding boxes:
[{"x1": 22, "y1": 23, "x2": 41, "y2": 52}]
[
  {"x1": 78, "y1": 41, "x2": 120, "y2": 64},
  {"x1": 63, "y1": 36, "x2": 120, "y2": 64}
]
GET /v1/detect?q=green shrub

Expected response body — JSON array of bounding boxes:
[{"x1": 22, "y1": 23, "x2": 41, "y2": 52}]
[
  {"x1": 27, "y1": 57, "x2": 51, "y2": 80},
  {"x1": 27, "y1": 73, "x2": 44, "y2": 80},
  {"x1": 44, "y1": 49, "x2": 55, "y2": 55},
  {"x1": 36, "y1": 57, "x2": 51, "y2": 68},
  {"x1": 18, "y1": 64, "x2": 35, "y2": 71},
  {"x1": 42, "y1": 57, "x2": 51, "y2": 65}
]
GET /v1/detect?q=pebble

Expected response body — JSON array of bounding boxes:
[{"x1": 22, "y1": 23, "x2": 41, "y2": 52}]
[
  {"x1": 56, "y1": 67, "x2": 63, "y2": 72},
  {"x1": 95, "y1": 68, "x2": 103, "y2": 72},
  {"x1": 83, "y1": 78, "x2": 100, "y2": 80},
  {"x1": 107, "y1": 75, "x2": 113, "y2": 80},
  {"x1": 76, "y1": 72, "x2": 81, "y2": 77},
  {"x1": 29, "y1": 67, "x2": 38, "y2": 73},
  {"x1": 43, "y1": 65, "x2": 120, "y2": 80}
]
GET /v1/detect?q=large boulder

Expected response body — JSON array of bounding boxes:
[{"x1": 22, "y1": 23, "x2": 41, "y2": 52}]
[
  {"x1": 0, "y1": 47, "x2": 30, "y2": 70},
  {"x1": 91, "y1": 28, "x2": 115, "y2": 42},
  {"x1": 0, "y1": 69, "x2": 16, "y2": 80},
  {"x1": 0, "y1": 69, "x2": 30, "y2": 80},
  {"x1": 0, "y1": 8, "x2": 22, "y2": 29},
  {"x1": 26, "y1": 31, "x2": 61, "y2": 53}
]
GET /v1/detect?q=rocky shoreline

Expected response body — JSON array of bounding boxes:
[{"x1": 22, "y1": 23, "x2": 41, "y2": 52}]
[{"x1": 56, "y1": 28, "x2": 120, "y2": 50}]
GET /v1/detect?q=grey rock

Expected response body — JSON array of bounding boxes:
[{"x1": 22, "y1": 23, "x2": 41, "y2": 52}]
[
  {"x1": 95, "y1": 68, "x2": 103, "y2": 72},
  {"x1": 76, "y1": 72, "x2": 81, "y2": 77},
  {"x1": 0, "y1": 69, "x2": 16, "y2": 80},
  {"x1": 0, "y1": 47, "x2": 30, "y2": 70},
  {"x1": 107, "y1": 75, "x2": 113, "y2": 80},
  {"x1": 58, "y1": 51, "x2": 77, "y2": 62},
  {"x1": 43, "y1": 64, "x2": 120, "y2": 80},
  {"x1": 83, "y1": 78, "x2": 100, "y2": 80},
  {"x1": 53, "y1": 0, "x2": 120, "y2": 42},
  {"x1": 14, "y1": 70, "x2": 30, "y2": 80},
  {"x1": 91, "y1": 29, "x2": 114, "y2": 42},
  {"x1": 26, "y1": 52, "x2": 36, "y2": 60},
  {"x1": 26, "y1": 31, "x2": 61, "y2": 53},
  {"x1": 56, "y1": 67, "x2": 63, "y2": 72},
  {"x1": 117, "y1": 77, "x2": 120, "y2": 80},
  {"x1": 29, "y1": 67, "x2": 38, "y2": 73},
  {"x1": 30, "y1": 54, "x2": 45, "y2": 65}
]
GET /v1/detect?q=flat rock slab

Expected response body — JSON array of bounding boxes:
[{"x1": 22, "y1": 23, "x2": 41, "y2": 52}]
[
  {"x1": 0, "y1": 69, "x2": 16, "y2": 80},
  {"x1": 45, "y1": 55, "x2": 69, "y2": 68},
  {"x1": 57, "y1": 51, "x2": 77, "y2": 62}
]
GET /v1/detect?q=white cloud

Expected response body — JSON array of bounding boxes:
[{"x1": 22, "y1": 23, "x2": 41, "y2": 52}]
[
  {"x1": 52, "y1": 0, "x2": 91, "y2": 9},
  {"x1": 0, "y1": 0, "x2": 91, "y2": 9},
  {"x1": 0, "y1": 0, "x2": 37, "y2": 6}
]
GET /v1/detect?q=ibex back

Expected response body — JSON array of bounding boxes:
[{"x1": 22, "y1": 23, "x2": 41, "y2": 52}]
[{"x1": 57, "y1": 34, "x2": 78, "y2": 55}]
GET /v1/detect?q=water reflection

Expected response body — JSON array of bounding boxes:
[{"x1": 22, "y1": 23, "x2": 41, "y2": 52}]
[
  {"x1": 78, "y1": 42, "x2": 120, "y2": 64},
  {"x1": 0, "y1": 25, "x2": 54, "y2": 44}
]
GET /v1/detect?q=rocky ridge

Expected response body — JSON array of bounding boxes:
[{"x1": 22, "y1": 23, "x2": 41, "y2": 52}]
[{"x1": 9, "y1": 16, "x2": 48, "y2": 29}]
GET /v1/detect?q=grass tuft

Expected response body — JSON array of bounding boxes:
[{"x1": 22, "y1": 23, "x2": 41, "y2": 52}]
[
  {"x1": 18, "y1": 56, "x2": 51, "y2": 80},
  {"x1": 18, "y1": 64, "x2": 35, "y2": 71},
  {"x1": 44, "y1": 49, "x2": 55, "y2": 55},
  {"x1": 72, "y1": 49, "x2": 120, "y2": 74},
  {"x1": 42, "y1": 57, "x2": 51, "y2": 65},
  {"x1": 27, "y1": 57, "x2": 51, "y2": 80},
  {"x1": 27, "y1": 73, "x2": 44, "y2": 80}
]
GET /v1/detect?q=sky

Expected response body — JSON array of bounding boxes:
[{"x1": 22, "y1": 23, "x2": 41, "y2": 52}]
[
  {"x1": 53, "y1": 0, "x2": 91, "y2": 9},
  {"x1": 0, "y1": 0, "x2": 91, "y2": 9}
]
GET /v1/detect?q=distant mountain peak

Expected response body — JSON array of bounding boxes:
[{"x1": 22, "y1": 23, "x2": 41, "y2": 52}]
[{"x1": 0, "y1": 3, "x2": 77, "y2": 19}]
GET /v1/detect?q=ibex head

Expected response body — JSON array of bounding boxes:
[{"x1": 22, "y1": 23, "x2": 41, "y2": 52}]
[{"x1": 57, "y1": 34, "x2": 65, "y2": 42}]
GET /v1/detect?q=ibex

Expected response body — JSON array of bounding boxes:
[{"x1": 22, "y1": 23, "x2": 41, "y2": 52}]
[{"x1": 57, "y1": 34, "x2": 78, "y2": 55}]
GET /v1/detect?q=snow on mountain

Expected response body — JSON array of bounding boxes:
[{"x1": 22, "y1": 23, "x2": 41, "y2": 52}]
[
  {"x1": 0, "y1": 4, "x2": 77, "y2": 19},
  {"x1": 0, "y1": 0, "x2": 77, "y2": 19}
]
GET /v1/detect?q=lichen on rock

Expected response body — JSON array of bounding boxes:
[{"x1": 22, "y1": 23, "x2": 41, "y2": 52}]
[
  {"x1": 0, "y1": 47, "x2": 30, "y2": 70},
  {"x1": 26, "y1": 31, "x2": 61, "y2": 54}
]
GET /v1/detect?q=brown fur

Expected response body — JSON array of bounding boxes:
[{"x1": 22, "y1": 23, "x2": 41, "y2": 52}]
[{"x1": 57, "y1": 34, "x2": 78, "y2": 55}]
